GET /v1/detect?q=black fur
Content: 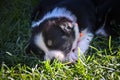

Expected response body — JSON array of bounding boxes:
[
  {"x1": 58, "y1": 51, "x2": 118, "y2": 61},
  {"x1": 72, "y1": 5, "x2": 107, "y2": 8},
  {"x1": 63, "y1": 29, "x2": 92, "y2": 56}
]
[
  {"x1": 26, "y1": 0, "x2": 120, "y2": 61},
  {"x1": 27, "y1": 0, "x2": 96, "y2": 57},
  {"x1": 93, "y1": 0, "x2": 120, "y2": 36},
  {"x1": 32, "y1": 0, "x2": 96, "y2": 32}
]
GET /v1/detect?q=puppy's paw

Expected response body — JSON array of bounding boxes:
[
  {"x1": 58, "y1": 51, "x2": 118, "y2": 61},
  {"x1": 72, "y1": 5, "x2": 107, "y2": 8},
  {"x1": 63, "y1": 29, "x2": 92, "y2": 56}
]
[{"x1": 66, "y1": 51, "x2": 78, "y2": 62}]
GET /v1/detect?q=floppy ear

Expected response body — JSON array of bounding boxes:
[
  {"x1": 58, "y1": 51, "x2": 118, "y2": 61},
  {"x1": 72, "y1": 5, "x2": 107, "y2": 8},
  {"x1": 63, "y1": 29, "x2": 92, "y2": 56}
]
[{"x1": 59, "y1": 22, "x2": 75, "y2": 35}]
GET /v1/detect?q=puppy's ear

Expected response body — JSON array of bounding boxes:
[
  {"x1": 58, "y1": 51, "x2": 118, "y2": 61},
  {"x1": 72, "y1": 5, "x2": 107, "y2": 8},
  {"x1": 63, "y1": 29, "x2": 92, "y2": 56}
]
[
  {"x1": 59, "y1": 23, "x2": 75, "y2": 35},
  {"x1": 54, "y1": 17, "x2": 74, "y2": 34}
]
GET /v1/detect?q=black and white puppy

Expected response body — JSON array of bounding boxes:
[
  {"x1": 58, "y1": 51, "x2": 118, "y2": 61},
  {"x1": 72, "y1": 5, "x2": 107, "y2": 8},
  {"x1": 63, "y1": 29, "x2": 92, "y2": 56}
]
[{"x1": 27, "y1": 0, "x2": 120, "y2": 62}]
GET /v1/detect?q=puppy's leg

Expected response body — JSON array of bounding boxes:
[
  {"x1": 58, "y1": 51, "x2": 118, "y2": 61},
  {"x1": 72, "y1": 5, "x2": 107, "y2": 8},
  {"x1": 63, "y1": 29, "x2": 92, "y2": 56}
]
[
  {"x1": 66, "y1": 51, "x2": 78, "y2": 62},
  {"x1": 66, "y1": 29, "x2": 94, "y2": 62},
  {"x1": 76, "y1": 32, "x2": 94, "y2": 55}
]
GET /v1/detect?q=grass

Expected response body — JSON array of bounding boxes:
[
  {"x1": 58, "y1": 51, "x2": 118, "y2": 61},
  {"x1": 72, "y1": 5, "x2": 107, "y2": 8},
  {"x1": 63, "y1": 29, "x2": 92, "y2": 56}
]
[{"x1": 0, "y1": 0, "x2": 120, "y2": 79}]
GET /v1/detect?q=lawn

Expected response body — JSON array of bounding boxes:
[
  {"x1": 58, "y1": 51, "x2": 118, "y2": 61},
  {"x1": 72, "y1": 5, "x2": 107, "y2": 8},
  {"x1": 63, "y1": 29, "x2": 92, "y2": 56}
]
[{"x1": 0, "y1": 0, "x2": 120, "y2": 79}]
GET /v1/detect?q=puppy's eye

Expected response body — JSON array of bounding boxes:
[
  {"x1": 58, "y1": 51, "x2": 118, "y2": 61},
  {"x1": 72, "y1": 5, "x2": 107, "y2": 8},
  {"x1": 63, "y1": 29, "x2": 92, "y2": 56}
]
[{"x1": 47, "y1": 40, "x2": 53, "y2": 46}]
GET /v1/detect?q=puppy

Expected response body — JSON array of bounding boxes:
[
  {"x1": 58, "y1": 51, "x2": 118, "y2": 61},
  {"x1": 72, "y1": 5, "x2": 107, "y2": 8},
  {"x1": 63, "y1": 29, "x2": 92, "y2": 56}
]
[{"x1": 27, "y1": 0, "x2": 120, "y2": 62}]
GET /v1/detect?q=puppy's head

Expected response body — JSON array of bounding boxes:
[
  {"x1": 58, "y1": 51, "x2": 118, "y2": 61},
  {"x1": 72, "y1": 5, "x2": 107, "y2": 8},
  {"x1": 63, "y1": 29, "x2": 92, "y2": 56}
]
[{"x1": 26, "y1": 17, "x2": 79, "y2": 62}]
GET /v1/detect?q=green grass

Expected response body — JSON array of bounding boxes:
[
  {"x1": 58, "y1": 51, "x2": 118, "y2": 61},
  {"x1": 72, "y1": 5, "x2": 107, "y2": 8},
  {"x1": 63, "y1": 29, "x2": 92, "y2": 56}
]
[{"x1": 0, "y1": 0, "x2": 120, "y2": 79}]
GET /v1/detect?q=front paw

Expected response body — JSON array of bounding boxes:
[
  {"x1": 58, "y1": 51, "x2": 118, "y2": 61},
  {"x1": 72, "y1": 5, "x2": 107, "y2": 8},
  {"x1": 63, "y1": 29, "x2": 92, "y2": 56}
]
[{"x1": 66, "y1": 51, "x2": 78, "y2": 62}]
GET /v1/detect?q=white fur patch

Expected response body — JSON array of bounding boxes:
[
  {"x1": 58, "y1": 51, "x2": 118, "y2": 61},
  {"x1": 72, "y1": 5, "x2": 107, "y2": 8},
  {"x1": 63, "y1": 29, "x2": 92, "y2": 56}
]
[
  {"x1": 96, "y1": 16, "x2": 108, "y2": 37},
  {"x1": 32, "y1": 7, "x2": 77, "y2": 27},
  {"x1": 66, "y1": 51, "x2": 78, "y2": 62},
  {"x1": 72, "y1": 23, "x2": 79, "y2": 50},
  {"x1": 77, "y1": 29, "x2": 94, "y2": 55},
  {"x1": 34, "y1": 33, "x2": 49, "y2": 53},
  {"x1": 96, "y1": 26, "x2": 108, "y2": 36}
]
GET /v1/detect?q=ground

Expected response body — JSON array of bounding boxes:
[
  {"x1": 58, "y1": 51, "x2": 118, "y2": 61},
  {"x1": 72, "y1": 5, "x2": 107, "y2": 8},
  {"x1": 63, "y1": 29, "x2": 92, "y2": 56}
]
[{"x1": 0, "y1": 0, "x2": 120, "y2": 79}]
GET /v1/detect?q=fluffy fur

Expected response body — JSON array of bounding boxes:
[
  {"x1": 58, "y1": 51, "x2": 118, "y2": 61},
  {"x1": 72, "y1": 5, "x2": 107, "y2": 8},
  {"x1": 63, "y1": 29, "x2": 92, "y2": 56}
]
[{"x1": 26, "y1": 0, "x2": 120, "y2": 63}]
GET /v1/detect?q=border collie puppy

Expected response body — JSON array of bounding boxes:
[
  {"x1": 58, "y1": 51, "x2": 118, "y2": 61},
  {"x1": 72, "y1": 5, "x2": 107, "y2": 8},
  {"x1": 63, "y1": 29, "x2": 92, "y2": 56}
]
[{"x1": 26, "y1": 0, "x2": 96, "y2": 62}]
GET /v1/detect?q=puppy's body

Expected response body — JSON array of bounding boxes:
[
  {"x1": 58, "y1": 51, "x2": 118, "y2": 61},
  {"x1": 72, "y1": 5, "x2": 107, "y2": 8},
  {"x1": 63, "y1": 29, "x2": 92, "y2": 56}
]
[
  {"x1": 27, "y1": 0, "x2": 120, "y2": 62},
  {"x1": 26, "y1": 0, "x2": 96, "y2": 62}
]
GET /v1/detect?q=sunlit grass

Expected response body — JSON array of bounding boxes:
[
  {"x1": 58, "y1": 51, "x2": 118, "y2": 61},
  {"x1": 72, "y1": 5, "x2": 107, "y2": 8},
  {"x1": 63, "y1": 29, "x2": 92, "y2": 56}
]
[{"x1": 0, "y1": 0, "x2": 120, "y2": 79}]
